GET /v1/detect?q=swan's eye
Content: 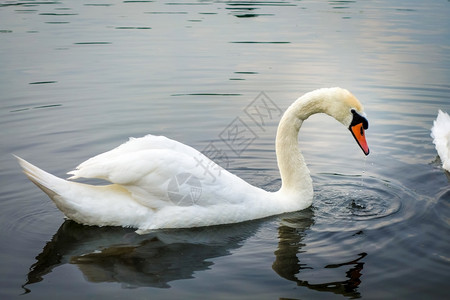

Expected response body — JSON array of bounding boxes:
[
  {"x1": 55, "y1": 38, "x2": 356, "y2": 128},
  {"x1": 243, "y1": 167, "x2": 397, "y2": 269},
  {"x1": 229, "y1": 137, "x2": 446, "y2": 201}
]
[{"x1": 350, "y1": 109, "x2": 369, "y2": 130}]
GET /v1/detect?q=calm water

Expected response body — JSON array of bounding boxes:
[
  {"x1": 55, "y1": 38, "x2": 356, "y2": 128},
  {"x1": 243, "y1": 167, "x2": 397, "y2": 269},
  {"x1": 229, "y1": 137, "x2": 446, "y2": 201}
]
[{"x1": 1, "y1": 0, "x2": 449, "y2": 299}]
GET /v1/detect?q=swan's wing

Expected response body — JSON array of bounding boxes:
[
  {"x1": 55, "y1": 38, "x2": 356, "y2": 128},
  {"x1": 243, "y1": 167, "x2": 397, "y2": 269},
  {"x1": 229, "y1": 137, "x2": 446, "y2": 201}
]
[
  {"x1": 67, "y1": 135, "x2": 243, "y2": 209},
  {"x1": 68, "y1": 134, "x2": 199, "y2": 179}
]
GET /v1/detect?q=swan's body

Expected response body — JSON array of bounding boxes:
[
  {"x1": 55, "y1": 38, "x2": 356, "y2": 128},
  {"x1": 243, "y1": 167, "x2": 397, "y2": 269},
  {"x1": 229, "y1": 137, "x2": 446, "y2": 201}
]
[
  {"x1": 16, "y1": 87, "x2": 369, "y2": 232},
  {"x1": 431, "y1": 110, "x2": 450, "y2": 172}
]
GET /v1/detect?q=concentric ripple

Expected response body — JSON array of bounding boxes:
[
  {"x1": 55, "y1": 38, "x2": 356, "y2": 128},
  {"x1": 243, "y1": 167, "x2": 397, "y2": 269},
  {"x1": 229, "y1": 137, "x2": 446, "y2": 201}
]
[{"x1": 311, "y1": 173, "x2": 418, "y2": 232}]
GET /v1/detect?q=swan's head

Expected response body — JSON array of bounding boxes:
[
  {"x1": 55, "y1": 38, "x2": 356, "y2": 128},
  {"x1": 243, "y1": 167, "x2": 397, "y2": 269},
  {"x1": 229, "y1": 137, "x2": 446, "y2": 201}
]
[
  {"x1": 297, "y1": 87, "x2": 370, "y2": 155},
  {"x1": 326, "y1": 88, "x2": 370, "y2": 156},
  {"x1": 281, "y1": 87, "x2": 370, "y2": 155}
]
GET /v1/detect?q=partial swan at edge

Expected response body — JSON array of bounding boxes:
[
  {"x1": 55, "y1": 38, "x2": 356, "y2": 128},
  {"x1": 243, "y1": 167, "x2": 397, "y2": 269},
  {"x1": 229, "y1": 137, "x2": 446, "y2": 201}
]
[{"x1": 431, "y1": 110, "x2": 450, "y2": 172}]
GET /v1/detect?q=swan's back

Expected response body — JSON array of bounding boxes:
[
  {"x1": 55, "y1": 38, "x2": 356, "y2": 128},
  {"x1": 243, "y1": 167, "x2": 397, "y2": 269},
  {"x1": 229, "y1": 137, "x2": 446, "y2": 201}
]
[
  {"x1": 67, "y1": 135, "x2": 199, "y2": 180},
  {"x1": 431, "y1": 110, "x2": 450, "y2": 171}
]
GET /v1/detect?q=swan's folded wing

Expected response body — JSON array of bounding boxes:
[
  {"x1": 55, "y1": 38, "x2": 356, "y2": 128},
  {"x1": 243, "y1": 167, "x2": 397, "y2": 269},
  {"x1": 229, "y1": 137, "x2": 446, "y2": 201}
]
[
  {"x1": 67, "y1": 134, "x2": 200, "y2": 180},
  {"x1": 66, "y1": 134, "x2": 250, "y2": 209},
  {"x1": 67, "y1": 148, "x2": 201, "y2": 184},
  {"x1": 66, "y1": 148, "x2": 212, "y2": 208}
]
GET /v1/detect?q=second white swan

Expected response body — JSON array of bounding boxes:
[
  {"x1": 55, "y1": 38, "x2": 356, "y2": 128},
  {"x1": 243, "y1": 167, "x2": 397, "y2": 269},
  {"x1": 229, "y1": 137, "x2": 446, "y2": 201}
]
[
  {"x1": 431, "y1": 110, "x2": 450, "y2": 172},
  {"x1": 16, "y1": 87, "x2": 370, "y2": 232}
]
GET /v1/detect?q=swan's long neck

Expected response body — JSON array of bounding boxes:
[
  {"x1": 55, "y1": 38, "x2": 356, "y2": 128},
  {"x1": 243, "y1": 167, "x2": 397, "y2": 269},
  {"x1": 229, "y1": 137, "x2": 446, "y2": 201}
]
[
  {"x1": 275, "y1": 108, "x2": 311, "y2": 195},
  {"x1": 275, "y1": 89, "x2": 334, "y2": 195}
]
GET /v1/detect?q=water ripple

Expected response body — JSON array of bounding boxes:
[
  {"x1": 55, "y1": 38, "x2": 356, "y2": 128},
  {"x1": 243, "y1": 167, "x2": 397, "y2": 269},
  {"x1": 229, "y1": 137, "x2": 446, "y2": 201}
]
[
  {"x1": 312, "y1": 173, "x2": 417, "y2": 232},
  {"x1": 433, "y1": 187, "x2": 450, "y2": 227},
  {"x1": 2, "y1": 195, "x2": 59, "y2": 239}
]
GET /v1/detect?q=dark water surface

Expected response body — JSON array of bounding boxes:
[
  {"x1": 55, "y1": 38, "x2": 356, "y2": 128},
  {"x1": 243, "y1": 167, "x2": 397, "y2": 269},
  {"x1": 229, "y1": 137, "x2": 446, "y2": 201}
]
[{"x1": 1, "y1": 0, "x2": 449, "y2": 299}]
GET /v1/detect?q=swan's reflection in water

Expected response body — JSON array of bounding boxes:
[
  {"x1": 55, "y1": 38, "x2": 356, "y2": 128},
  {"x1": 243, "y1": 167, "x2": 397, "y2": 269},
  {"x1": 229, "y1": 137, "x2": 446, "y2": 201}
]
[
  {"x1": 23, "y1": 220, "x2": 257, "y2": 291},
  {"x1": 273, "y1": 210, "x2": 366, "y2": 298},
  {"x1": 23, "y1": 209, "x2": 365, "y2": 298}
]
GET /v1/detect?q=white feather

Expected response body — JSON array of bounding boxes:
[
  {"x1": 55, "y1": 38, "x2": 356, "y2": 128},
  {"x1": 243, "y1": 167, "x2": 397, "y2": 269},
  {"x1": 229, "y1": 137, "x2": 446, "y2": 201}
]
[{"x1": 431, "y1": 110, "x2": 450, "y2": 172}]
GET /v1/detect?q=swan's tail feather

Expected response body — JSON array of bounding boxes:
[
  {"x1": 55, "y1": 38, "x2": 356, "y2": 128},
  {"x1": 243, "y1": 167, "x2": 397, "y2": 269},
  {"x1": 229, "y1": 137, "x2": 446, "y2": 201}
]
[
  {"x1": 14, "y1": 155, "x2": 152, "y2": 230},
  {"x1": 14, "y1": 155, "x2": 66, "y2": 199}
]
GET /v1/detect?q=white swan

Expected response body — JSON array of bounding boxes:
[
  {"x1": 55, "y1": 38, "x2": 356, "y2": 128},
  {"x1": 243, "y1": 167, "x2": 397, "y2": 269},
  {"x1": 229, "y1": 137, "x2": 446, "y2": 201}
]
[
  {"x1": 431, "y1": 110, "x2": 450, "y2": 172},
  {"x1": 16, "y1": 87, "x2": 370, "y2": 232}
]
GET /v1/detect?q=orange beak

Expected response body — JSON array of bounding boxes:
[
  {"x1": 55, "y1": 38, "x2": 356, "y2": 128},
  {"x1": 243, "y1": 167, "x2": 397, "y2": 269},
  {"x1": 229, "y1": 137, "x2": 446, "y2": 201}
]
[{"x1": 350, "y1": 123, "x2": 370, "y2": 155}]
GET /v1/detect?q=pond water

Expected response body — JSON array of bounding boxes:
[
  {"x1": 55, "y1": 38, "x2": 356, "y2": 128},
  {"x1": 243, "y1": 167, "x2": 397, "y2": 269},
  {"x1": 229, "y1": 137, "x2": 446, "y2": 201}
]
[{"x1": 1, "y1": 0, "x2": 449, "y2": 299}]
